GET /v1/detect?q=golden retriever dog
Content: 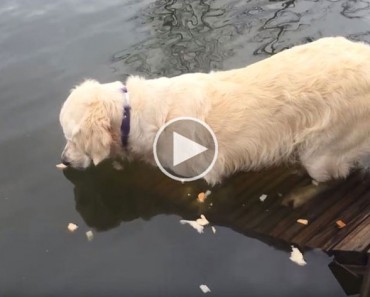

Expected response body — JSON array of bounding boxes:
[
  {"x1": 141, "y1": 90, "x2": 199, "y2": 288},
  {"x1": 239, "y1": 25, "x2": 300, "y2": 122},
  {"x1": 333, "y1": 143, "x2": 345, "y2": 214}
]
[{"x1": 60, "y1": 37, "x2": 370, "y2": 204}]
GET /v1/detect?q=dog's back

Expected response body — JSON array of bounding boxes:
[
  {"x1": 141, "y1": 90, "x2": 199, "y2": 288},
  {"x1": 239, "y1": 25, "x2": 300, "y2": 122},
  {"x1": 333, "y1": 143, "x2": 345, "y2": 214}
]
[{"x1": 203, "y1": 37, "x2": 370, "y2": 183}]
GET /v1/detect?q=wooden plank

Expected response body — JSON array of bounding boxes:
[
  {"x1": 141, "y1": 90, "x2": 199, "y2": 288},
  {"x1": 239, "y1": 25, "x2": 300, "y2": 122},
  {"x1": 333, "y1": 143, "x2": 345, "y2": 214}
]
[
  {"x1": 301, "y1": 177, "x2": 368, "y2": 246},
  {"x1": 105, "y1": 163, "x2": 370, "y2": 254},
  {"x1": 360, "y1": 254, "x2": 370, "y2": 297},
  {"x1": 301, "y1": 182, "x2": 370, "y2": 251},
  {"x1": 235, "y1": 171, "x2": 306, "y2": 230},
  {"x1": 202, "y1": 170, "x2": 370, "y2": 253},
  {"x1": 334, "y1": 216, "x2": 370, "y2": 252},
  {"x1": 329, "y1": 260, "x2": 364, "y2": 295},
  {"x1": 205, "y1": 173, "x2": 270, "y2": 224},
  {"x1": 245, "y1": 175, "x2": 308, "y2": 232},
  {"x1": 344, "y1": 264, "x2": 368, "y2": 276},
  {"x1": 269, "y1": 174, "x2": 362, "y2": 242},
  {"x1": 224, "y1": 168, "x2": 291, "y2": 224},
  {"x1": 321, "y1": 203, "x2": 370, "y2": 251}
]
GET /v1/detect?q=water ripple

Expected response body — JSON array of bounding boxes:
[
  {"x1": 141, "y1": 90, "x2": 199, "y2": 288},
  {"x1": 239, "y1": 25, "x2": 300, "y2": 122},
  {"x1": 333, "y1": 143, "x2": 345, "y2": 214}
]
[{"x1": 112, "y1": 0, "x2": 370, "y2": 77}]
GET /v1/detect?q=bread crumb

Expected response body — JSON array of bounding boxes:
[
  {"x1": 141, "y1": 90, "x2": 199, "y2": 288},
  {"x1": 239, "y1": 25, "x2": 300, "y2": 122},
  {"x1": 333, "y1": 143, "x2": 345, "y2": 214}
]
[
  {"x1": 56, "y1": 163, "x2": 67, "y2": 169},
  {"x1": 289, "y1": 246, "x2": 307, "y2": 266},
  {"x1": 180, "y1": 215, "x2": 210, "y2": 233},
  {"x1": 200, "y1": 284, "x2": 211, "y2": 293},
  {"x1": 180, "y1": 220, "x2": 204, "y2": 233},
  {"x1": 67, "y1": 223, "x2": 78, "y2": 232},
  {"x1": 197, "y1": 192, "x2": 206, "y2": 203},
  {"x1": 197, "y1": 190, "x2": 212, "y2": 203},
  {"x1": 196, "y1": 214, "x2": 209, "y2": 226},
  {"x1": 86, "y1": 230, "x2": 94, "y2": 241},
  {"x1": 259, "y1": 194, "x2": 268, "y2": 202},
  {"x1": 211, "y1": 226, "x2": 216, "y2": 234},
  {"x1": 336, "y1": 220, "x2": 346, "y2": 229},
  {"x1": 297, "y1": 219, "x2": 309, "y2": 225}
]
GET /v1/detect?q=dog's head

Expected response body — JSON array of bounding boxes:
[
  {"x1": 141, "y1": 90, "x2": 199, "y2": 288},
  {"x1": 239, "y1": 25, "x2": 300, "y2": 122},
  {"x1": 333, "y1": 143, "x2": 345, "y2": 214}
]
[{"x1": 59, "y1": 79, "x2": 124, "y2": 169}]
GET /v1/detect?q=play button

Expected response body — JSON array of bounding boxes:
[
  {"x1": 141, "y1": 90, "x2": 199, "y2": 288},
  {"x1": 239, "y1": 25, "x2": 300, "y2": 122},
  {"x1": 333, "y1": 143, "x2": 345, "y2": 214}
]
[
  {"x1": 173, "y1": 132, "x2": 208, "y2": 166},
  {"x1": 153, "y1": 117, "x2": 218, "y2": 182}
]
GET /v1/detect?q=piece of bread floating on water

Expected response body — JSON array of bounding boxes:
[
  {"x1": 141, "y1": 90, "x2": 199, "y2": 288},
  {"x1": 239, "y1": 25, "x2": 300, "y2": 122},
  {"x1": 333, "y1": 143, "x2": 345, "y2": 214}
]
[
  {"x1": 197, "y1": 192, "x2": 206, "y2": 202},
  {"x1": 259, "y1": 194, "x2": 268, "y2": 202},
  {"x1": 199, "y1": 284, "x2": 211, "y2": 293},
  {"x1": 196, "y1": 215, "x2": 209, "y2": 226},
  {"x1": 336, "y1": 220, "x2": 346, "y2": 229},
  {"x1": 180, "y1": 214, "x2": 210, "y2": 234},
  {"x1": 86, "y1": 230, "x2": 94, "y2": 241},
  {"x1": 297, "y1": 219, "x2": 309, "y2": 225},
  {"x1": 67, "y1": 223, "x2": 78, "y2": 232},
  {"x1": 56, "y1": 163, "x2": 67, "y2": 169},
  {"x1": 197, "y1": 190, "x2": 212, "y2": 203},
  {"x1": 289, "y1": 246, "x2": 307, "y2": 266}
]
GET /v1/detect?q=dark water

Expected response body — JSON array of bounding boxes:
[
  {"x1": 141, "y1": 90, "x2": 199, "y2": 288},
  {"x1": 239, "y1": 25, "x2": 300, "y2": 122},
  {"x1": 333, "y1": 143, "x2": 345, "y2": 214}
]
[{"x1": 1, "y1": 0, "x2": 370, "y2": 296}]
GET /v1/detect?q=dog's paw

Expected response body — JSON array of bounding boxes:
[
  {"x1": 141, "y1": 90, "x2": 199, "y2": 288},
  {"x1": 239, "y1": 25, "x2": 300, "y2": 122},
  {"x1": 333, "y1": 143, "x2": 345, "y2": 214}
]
[
  {"x1": 281, "y1": 185, "x2": 320, "y2": 208},
  {"x1": 282, "y1": 193, "x2": 306, "y2": 208},
  {"x1": 112, "y1": 160, "x2": 124, "y2": 170}
]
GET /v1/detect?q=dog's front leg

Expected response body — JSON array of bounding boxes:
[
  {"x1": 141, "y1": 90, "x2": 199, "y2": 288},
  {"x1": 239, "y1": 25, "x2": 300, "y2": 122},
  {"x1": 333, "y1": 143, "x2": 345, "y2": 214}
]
[{"x1": 281, "y1": 180, "x2": 334, "y2": 208}]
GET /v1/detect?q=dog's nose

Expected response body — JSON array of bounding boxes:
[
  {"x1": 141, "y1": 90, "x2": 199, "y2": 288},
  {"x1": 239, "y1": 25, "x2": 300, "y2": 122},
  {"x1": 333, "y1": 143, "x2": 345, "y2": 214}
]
[{"x1": 61, "y1": 157, "x2": 71, "y2": 166}]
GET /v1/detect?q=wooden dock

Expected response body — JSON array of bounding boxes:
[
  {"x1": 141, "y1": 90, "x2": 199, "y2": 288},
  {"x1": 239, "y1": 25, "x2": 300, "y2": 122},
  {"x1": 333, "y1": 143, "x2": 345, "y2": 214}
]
[
  {"x1": 203, "y1": 167, "x2": 370, "y2": 296},
  {"x1": 64, "y1": 161, "x2": 370, "y2": 296}
]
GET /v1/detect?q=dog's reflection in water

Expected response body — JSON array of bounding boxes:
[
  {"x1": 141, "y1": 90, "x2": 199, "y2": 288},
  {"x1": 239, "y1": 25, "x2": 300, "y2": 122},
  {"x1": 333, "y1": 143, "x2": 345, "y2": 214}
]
[
  {"x1": 63, "y1": 160, "x2": 208, "y2": 231},
  {"x1": 63, "y1": 160, "x2": 337, "y2": 252}
]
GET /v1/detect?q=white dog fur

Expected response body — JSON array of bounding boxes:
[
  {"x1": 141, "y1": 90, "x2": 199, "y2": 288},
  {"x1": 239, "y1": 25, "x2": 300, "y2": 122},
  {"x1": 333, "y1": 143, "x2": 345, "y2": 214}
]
[{"x1": 60, "y1": 37, "x2": 370, "y2": 186}]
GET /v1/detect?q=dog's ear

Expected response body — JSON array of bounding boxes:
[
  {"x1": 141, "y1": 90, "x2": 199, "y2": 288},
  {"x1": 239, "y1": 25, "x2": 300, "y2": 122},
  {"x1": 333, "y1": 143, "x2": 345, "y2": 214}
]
[{"x1": 79, "y1": 103, "x2": 113, "y2": 166}]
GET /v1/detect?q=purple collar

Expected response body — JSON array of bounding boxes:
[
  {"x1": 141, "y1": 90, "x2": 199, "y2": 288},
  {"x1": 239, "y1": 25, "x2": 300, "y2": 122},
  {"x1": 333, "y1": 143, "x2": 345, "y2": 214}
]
[{"x1": 120, "y1": 86, "x2": 131, "y2": 148}]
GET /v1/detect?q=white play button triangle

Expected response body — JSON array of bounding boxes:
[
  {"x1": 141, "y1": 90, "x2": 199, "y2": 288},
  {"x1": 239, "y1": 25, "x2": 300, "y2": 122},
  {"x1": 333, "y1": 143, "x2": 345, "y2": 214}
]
[
  {"x1": 153, "y1": 117, "x2": 218, "y2": 182},
  {"x1": 173, "y1": 132, "x2": 208, "y2": 166}
]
